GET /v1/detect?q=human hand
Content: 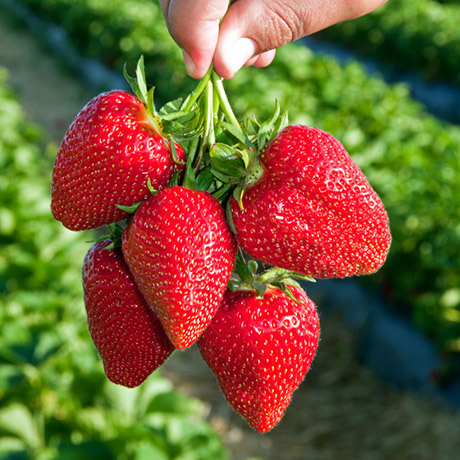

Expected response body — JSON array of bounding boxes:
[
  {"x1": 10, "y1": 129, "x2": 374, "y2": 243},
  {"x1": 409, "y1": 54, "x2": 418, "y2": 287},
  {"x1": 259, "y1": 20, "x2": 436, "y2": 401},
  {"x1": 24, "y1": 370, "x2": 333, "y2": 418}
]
[{"x1": 159, "y1": 0, "x2": 388, "y2": 79}]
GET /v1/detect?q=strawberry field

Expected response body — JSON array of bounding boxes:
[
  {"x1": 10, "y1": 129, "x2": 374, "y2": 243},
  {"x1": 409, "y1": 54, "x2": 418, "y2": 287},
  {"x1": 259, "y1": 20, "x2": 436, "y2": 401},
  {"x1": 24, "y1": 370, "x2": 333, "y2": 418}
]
[{"x1": 1, "y1": 0, "x2": 460, "y2": 458}]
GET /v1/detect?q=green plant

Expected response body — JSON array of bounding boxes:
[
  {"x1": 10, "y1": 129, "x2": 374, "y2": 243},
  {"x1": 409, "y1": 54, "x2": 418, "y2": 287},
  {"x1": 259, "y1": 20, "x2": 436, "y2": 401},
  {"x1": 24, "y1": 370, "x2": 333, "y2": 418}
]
[
  {"x1": 0, "y1": 68, "x2": 227, "y2": 460},
  {"x1": 319, "y1": 0, "x2": 460, "y2": 87}
]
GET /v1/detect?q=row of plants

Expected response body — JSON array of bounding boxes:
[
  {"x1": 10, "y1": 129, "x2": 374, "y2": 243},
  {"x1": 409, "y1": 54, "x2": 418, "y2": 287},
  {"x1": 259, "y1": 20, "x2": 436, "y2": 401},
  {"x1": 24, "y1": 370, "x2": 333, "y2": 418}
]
[
  {"x1": 319, "y1": 0, "x2": 460, "y2": 88},
  {"x1": 0, "y1": 68, "x2": 227, "y2": 460},
  {"x1": 4, "y1": 1, "x2": 460, "y2": 357}
]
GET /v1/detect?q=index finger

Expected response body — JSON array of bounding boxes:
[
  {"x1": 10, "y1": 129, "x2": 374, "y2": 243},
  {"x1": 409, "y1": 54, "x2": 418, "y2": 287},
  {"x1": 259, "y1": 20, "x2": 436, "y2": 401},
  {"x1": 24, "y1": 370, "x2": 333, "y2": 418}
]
[{"x1": 159, "y1": 0, "x2": 230, "y2": 78}]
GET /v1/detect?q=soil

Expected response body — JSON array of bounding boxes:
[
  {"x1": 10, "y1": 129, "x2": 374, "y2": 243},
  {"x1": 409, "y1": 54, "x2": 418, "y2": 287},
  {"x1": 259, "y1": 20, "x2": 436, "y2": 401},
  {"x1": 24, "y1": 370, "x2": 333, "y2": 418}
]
[{"x1": 2, "y1": 10, "x2": 459, "y2": 460}]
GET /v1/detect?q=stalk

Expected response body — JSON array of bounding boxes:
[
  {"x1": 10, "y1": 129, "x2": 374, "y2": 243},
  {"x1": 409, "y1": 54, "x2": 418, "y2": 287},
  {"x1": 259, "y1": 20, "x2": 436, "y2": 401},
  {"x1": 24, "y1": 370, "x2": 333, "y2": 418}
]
[{"x1": 211, "y1": 72, "x2": 240, "y2": 129}]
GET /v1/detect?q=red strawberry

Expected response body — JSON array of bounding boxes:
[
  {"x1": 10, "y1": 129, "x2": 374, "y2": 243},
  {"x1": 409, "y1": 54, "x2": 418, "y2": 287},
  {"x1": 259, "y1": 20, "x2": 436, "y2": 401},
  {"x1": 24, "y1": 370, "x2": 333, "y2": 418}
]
[
  {"x1": 82, "y1": 240, "x2": 174, "y2": 387},
  {"x1": 198, "y1": 285, "x2": 319, "y2": 433},
  {"x1": 122, "y1": 186, "x2": 237, "y2": 350},
  {"x1": 51, "y1": 90, "x2": 185, "y2": 231},
  {"x1": 230, "y1": 125, "x2": 391, "y2": 278}
]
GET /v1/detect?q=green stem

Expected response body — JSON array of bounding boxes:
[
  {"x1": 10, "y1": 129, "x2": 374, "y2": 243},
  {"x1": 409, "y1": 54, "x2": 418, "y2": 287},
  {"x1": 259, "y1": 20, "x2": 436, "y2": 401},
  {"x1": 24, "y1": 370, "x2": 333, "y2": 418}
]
[
  {"x1": 181, "y1": 66, "x2": 213, "y2": 112},
  {"x1": 207, "y1": 80, "x2": 216, "y2": 145},
  {"x1": 193, "y1": 80, "x2": 214, "y2": 173},
  {"x1": 211, "y1": 71, "x2": 241, "y2": 129}
]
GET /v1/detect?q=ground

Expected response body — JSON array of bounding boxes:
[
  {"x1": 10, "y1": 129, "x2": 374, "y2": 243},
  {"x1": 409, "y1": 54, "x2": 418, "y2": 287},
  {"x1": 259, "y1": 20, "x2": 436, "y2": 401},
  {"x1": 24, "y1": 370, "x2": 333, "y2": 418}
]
[{"x1": 1, "y1": 11, "x2": 459, "y2": 460}]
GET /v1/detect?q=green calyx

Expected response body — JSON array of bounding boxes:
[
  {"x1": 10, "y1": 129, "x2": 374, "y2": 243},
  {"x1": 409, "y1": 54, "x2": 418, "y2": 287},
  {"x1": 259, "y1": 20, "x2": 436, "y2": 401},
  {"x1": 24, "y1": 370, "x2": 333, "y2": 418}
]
[
  {"x1": 123, "y1": 57, "x2": 288, "y2": 209},
  {"x1": 94, "y1": 222, "x2": 126, "y2": 250},
  {"x1": 228, "y1": 252, "x2": 316, "y2": 303}
]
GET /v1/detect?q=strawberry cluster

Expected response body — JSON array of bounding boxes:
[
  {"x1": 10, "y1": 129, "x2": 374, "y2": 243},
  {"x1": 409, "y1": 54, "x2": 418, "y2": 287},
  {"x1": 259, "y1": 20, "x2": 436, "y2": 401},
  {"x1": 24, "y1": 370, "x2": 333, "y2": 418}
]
[{"x1": 51, "y1": 59, "x2": 391, "y2": 433}]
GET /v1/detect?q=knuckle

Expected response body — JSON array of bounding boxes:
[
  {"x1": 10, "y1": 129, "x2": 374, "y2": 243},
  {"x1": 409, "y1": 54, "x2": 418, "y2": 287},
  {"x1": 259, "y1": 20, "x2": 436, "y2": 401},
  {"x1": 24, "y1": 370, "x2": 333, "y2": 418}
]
[{"x1": 261, "y1": 0, "x2": 306, "y2": 49}]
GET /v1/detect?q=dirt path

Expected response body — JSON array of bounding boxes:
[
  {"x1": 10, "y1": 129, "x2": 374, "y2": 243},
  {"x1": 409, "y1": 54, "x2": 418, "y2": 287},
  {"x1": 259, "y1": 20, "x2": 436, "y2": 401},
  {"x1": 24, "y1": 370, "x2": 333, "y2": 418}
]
[
  {"x1": 0, "y1": 11, "x2": 95, "y2": 142},
  {"x1": 2, "y1": 9, "x2": 460, "y2": 460}
]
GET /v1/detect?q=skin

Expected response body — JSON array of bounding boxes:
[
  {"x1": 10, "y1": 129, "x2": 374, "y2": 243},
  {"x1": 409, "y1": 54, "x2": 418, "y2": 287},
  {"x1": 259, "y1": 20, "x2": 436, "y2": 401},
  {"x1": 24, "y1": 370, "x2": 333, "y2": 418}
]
[{"x1": 158, "y1": 0, "x2": 388, "y2": 79}]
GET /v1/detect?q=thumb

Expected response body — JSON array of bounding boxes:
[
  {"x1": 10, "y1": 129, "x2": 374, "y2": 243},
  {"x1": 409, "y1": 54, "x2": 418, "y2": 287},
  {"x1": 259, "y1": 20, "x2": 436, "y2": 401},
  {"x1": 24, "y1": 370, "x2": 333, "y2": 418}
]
[{"x1": 214, "y1": 0, "x2": 388, "y2": 78}]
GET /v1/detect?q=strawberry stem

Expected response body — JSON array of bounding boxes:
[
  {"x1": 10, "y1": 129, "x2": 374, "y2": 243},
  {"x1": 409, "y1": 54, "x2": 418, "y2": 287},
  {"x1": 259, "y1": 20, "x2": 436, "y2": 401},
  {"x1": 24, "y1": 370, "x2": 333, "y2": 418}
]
[
  {"x1": 181, "y1": 67, "x2": 213, "y2": 112},
  {"x1": 211, "y1": 72, "x2": 241, "y2": 130}
]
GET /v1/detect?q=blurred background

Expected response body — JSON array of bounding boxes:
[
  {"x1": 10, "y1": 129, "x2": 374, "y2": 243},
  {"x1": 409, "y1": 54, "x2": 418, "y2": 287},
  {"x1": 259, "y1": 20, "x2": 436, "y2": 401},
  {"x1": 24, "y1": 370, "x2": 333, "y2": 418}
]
[{"x1": 0, "y1": 0, "x2": 459, "y2": 459}]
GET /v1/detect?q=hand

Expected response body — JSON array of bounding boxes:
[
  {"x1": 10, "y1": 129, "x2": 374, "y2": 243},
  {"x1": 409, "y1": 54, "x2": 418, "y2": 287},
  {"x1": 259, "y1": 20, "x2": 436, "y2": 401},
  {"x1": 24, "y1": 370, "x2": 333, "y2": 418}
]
[{"x1": 159, "y1": 0, "x2": 388, "y2": 79}]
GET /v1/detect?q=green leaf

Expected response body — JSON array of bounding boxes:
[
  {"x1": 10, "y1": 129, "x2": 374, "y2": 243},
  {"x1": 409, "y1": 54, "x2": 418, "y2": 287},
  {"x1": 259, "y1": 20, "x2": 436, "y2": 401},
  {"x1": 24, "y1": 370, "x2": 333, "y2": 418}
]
[
  {"x1": 146, "y1": 87, "x2": 156, "y2": 118},
  {"x1": 0, "y1": 437, "x2": 28, "y2": 459},
  {"x1": 253, "y1": 281, "x2": 267, "y2": 298},
  {"x1": 256, "y1": 100, "x2": 289, "y2": 151},
  {"x1": 235, "y1": 253, "x2": 253, "y2": 283},
  {"x1": 217, "y1": 121, "x2": 253, "y2": 149},
  {"x1": 259, "y1": 267, "x2": 316, "y2": 284},
  {"x1": 167, "y1": 170, "x2": 182, "y2": 187},
  {"x1": 135, "y1": 56, "x2": 148, "y2": 105},
  {"x1": 0, "y1": 405, "x2": 42, "y2": 449},
  {"x1": 135, "y1": 442, "x2": 169, "y2": 460},
  {"x1": 232, "y1": 186, "x2": 245, "y2": 210},
  {"x1": 227, "y1": 278, "x2": 241, "y2": 292},
  {"x1": 195, "y1": 169, "x2": 215, "y2": 192},
  {"x1": 123, "y1": 56, "x2": 149, "y2": 106},
  {"x1": 147, "y1": 178, "x2": 157, "y2": 195},
  {"x1": 115, "y1": 202, "x2": 143, "y2": 214},
  {"x1": 0, "y1": 365, "x2": 25, "y2": 391},
  {"x1": 248, "y1": 260, "x2": 259, "y2": 275},
  {"x1": 212, "y1": 183, "x2": 232, "y2": 201},
  {"x1": 103, "y1": 382, "x2": 140, "y2": 420},
  {"x1": 169, "y1": 140, "x2": 185, "y2": 166},
  {"x1": 159, "y1": 98, "x2": 183, "y2": 116}
]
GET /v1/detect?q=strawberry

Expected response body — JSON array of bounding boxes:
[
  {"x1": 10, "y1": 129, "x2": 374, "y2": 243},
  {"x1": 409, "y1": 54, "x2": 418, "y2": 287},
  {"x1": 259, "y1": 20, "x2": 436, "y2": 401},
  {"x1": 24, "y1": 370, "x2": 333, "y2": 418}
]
[
  {"x1": 82, "y1": 240, "x2": 174, "y2": 387},
  {"x1": 122, "y1": 186, "x2": 237, "y2": 350},
  {"x1": 51, "y1": 90, "x2": 185, "y2": 231},
  {"x1": 229, "y1": 125, "x2": 391, "y2": 278},
  {"x1": 198, "y1": 285, "x2": 320, "y2": 433}
]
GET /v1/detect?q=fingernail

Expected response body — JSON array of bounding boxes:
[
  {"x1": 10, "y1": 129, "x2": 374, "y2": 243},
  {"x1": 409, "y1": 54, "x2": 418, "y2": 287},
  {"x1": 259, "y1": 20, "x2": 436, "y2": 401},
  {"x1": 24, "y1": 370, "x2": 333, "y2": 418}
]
[
  {"x1": 182, "y1": 49, "x2": 196, "y2": 77},
  {"x1": 224, "y1": 37, "x2": 257, "y2": 76}
]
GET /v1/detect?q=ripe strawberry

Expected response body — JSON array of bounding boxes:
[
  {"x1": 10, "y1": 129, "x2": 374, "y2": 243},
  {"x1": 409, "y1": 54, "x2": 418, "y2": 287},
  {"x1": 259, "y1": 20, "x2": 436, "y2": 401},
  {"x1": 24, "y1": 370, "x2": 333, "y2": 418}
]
[
  {"x1": 122, "y1": 186, "x2": 237, "y2": 350},
  {"x1": 82, "y1": 240, "x2": 174, "y2": 388},
  {"x1": 230, "y1": 125, "x2": 391, "y2": 278},
  {"x1": 198, "y1": 285, "x2": 320, "y2": 433},
  {"x1": 51, "y1": 90, "x2": 185, "y2": 231}
]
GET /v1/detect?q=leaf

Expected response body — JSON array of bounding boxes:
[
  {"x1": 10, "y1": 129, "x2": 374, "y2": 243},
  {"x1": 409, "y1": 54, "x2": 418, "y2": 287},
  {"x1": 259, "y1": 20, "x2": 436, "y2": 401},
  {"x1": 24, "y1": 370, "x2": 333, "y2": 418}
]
[
  {"x1": 135, "y1": 56, "x2": 148, "y2": 105},
  {"x1": 115, "y1": 202, "x2": 142, "y2": 214},
  {"x1": 169, "y1": 140, "x2": 185, "y2": 166},
  {"x1": 195, "y1": 169, "x2": 214, "y2": 192},
  {"x1": 212, "y1": 183, "x2": 232, "y2": 201},
  {"x1": 147, "y1": 178, "x2": 157, "y2": 195},
  {"x1": 159, "y1": 98, "x2": 183, "y2": 116},
  {"x1": 104, "y1": 382, "x2": 140, "y2": 420},
  {"x1": 134, "y1": 442, "x2": 169, "y2": 460},
  {"x1": 0, "y1": 365, "x2": 25, "y2": 391},
  {"x1": 256, "y1": 100, "x2": 288, "y2": 151},
  {"x1": 146, "y1": 87, "x2": 156, "y2": 118},
  {"x1": 33, "y1": 330, "x2": 64, "y2": 364},
  {"x1": 235, "y1": 252, "x2": 253, "y2": 283},
  {"x1": 0, "y1": 405, "x2": 42, "y2": 449},
  {"x1": 217, "y1": 121, "x2": 253, "y2": 149},
  {"x1": 74, "y1": 408, "x2": 115, "y2": 435},
  {"x1": 0, "y1": 438, "x2": 28, "y2": 460},
  {"x1": 248, "y1": 260, "x2": 259, "y2": 275},
  {"x1": 259, "y1": 267, "x2": 316, "y2": 284},
  {"x1": 167, "y1": 170, "x2": 181, "y2": 187},
  {"x1": 253, "y1": 281, "x2": 267, "y2": 298},
  {"x1": 123, "y1": 56, "x2": 148, "y2": 106},
  {"x1": 144, "y1": 391, "x2": 202, "y2": 416},
  {"x1": 54, "y1": 441, "x2": 115, "y2": 460},
  {"x1": 232, "y1": 186, "x2": 245, "y2": 210}
]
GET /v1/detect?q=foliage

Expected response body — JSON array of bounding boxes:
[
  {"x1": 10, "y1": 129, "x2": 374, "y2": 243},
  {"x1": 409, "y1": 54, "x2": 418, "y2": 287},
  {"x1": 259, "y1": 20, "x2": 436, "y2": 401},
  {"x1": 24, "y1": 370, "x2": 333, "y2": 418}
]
[
  {"x1": 319, "y1": 0, "x2": 460, "y2": 87},
  {"x1": 0, "y1": 68, "x2": 227, "y2": 460}
]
